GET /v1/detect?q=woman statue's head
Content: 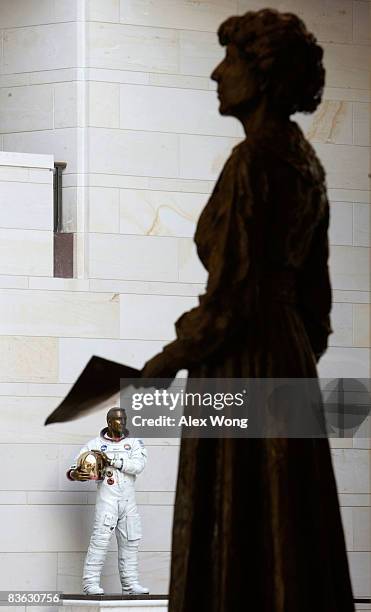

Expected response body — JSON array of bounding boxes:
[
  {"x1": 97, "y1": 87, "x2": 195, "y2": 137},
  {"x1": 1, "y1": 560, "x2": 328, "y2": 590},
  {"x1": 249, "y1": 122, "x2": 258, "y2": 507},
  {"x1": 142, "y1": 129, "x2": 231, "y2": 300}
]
[{"x1": 211, "y1": 8, "x2": 325, "y2": 120}]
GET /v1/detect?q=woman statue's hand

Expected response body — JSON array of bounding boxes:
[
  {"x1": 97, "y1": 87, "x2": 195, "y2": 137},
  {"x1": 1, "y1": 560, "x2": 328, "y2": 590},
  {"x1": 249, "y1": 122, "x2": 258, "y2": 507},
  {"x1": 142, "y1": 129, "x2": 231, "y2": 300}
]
[{"x1": 139, "y1": 343, "x2": 186, "y2": 389}]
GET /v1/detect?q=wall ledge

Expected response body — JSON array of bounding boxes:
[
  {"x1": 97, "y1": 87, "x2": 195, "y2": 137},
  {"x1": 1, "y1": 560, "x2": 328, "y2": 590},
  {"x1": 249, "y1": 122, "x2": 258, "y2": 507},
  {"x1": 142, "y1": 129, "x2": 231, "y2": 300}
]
[{"x1": 0, "y1": 151, "x2": 54, "y2": 170}]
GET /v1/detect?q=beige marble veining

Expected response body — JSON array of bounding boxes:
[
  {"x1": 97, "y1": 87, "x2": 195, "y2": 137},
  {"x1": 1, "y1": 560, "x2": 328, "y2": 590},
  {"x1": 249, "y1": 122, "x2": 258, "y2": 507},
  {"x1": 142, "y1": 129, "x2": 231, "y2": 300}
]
[
  {"x1": 119, "y1": 189, "x2": 204, "y2": 237},
  {"x1": 299, "y1": 100, "x2": 352, "y2": 144}
]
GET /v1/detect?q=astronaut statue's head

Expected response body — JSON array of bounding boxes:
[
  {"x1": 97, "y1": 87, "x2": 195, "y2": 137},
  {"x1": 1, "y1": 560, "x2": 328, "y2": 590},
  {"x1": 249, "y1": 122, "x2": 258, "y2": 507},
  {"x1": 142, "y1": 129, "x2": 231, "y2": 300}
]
[{"x1": 106, "y1": 406, "x2": 129, "y2": 439}]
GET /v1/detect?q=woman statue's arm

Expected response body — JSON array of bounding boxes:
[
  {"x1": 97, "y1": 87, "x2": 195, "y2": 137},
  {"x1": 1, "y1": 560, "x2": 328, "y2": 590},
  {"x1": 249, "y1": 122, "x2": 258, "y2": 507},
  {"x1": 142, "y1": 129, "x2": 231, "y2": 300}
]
[{"x1": 297, "y1": 194, "x2": 334, "y2": 363}]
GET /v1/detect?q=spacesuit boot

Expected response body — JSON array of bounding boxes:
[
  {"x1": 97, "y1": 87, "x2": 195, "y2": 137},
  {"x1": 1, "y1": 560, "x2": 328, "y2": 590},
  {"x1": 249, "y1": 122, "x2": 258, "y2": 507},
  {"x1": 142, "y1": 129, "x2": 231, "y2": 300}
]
[
  {"x1": 83, "y1": 585, "x2": 104, "y2": 596},
  {"x1": 118, "y1": 539, "x2": 149, "y2": 595}
]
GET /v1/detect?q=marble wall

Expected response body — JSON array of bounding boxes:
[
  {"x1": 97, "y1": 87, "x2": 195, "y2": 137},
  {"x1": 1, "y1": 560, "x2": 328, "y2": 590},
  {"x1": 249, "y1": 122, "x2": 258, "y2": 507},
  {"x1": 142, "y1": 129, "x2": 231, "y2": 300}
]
[{"x1": 0, "y1": 0, "x2": 369, "y2": 602}]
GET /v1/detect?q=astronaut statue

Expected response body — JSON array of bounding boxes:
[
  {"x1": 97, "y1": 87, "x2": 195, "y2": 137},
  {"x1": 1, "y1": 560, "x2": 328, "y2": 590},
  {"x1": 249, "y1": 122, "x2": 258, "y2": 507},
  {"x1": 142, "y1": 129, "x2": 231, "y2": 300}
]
[{"x1": 66, "y1": 406, "x2": 149, "y2": 596}]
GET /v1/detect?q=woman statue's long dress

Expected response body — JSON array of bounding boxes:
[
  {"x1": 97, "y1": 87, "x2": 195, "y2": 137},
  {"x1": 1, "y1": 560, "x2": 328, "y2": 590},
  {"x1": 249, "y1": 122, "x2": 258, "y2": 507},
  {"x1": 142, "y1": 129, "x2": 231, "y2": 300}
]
[{"x1": 141, "y1": 9, "x2": 355, "y2": 612}]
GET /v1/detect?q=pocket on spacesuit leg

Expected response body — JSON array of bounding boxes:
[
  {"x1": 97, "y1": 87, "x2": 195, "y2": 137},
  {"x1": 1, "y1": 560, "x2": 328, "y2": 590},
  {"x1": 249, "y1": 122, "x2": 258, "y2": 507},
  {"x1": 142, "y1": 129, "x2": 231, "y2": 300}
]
[
  {"x1": 126, "y1": 514, "x2": 142, "y2": 541},
  {"x1": 102, "y1": 512, "x2": 116, "y2": 532},
  {"x1": 90, "y1": 512, "x2": 116, "y2": 549}
]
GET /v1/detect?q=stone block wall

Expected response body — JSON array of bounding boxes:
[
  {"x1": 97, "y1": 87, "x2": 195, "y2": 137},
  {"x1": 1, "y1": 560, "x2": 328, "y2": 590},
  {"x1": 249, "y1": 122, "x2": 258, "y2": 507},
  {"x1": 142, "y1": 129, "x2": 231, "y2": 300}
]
[{"x1": 0, "y1": 0, "x2": 369, "y2": 600}]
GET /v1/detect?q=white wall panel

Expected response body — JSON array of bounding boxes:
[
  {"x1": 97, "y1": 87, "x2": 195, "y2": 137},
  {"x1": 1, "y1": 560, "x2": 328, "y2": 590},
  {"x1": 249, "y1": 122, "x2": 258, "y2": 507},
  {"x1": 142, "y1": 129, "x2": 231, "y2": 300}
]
[
  {"x1": 330, "y1": 246, "x2": 370, "y2": 291},
  {"x1": 58, "y1": 337, "x2": 164, "y2": 383},
  {"x1": 88, "y1": 128, "x2": 179, "y2": 177},
  {"x1": 0, "y1": 182, "x2": 53, "y2": 230},
  {"x1": 3, "y1": 129, "x2": 79, "y2": 174},
  {"x1": 88, "y1": 233, "x2": 179, "y2": 281},
  {"x1": 87, "y1": 23, "x2": 178, "y2": 73},
  {"x1": 0, "y1": 553, "x2": 57, "y2": 590},
  {"x1": 86, "y1": 0, "x2": 120, "y2": 23},
  {"x1": 119, "y1": 83, "x2": 240, "y2": 137},
  {"x1": 0, "y1": 85, "x2": 53, "y2": 133},
  {"x1": 0, "y1": 504, "x2": 172, "y2": 552},
  {"x1": 120, "y1": 0, "x2": 238, "y2": 32},
  {"x1": 2, "y1": 23, "x2": 77, "y2": 74},
  {"x1": 0, "y1": 289, "x2": 120, "y2": 338},
  {"x1": 88, "y1": 82, "x2": 120, "y2": 128},
  {"x1": 179, "y1": 133, "x2": 240, "y2": 180},
  {"x1": 0, "y1": 336, "x2": 58, "y2": 383},
  {"x1": 0, "y1": 0, "x2": 76, "y2": 28},
  {"x1": 0, "y1": 229, "x2": 53, "y2": 276},
  {"x1": 120, "y1": 293, "x2": 198, "y2": 340}
]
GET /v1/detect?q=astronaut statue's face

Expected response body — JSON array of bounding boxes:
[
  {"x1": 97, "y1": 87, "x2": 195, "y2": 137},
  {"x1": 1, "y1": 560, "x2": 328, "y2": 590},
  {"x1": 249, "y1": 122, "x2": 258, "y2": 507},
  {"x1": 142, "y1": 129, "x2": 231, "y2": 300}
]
[{"x1": 107, "y1": 408, "x2": 127, "y2": 438}]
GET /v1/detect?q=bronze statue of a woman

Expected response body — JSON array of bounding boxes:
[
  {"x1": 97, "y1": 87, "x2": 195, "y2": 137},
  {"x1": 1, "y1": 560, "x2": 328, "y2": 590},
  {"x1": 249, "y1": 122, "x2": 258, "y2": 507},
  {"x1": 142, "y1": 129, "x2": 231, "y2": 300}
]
[{"x1": 140, "y1": 9, "x2": 355, "y2": 612}]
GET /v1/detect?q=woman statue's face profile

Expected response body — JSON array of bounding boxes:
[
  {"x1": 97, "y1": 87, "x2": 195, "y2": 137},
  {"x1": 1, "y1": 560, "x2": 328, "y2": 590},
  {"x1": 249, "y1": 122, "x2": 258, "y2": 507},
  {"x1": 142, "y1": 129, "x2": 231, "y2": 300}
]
[{"x1": 211, "y1": 43, "x2": 261, "y2": 119}]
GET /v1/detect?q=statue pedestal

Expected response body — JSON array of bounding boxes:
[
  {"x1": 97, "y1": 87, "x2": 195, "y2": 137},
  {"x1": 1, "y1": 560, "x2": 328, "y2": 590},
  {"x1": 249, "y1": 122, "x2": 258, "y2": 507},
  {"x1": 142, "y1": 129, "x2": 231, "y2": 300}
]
[{"x1": 61, "y1": 595, "x2": 168, "y2": 612}]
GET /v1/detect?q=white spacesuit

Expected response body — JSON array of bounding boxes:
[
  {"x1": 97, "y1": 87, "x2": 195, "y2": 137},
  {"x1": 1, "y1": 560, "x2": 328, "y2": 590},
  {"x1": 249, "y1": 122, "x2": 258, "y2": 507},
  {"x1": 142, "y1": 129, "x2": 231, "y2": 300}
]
[{"x1": 67, "y1": 426, "x2": 148, "y2": 596}]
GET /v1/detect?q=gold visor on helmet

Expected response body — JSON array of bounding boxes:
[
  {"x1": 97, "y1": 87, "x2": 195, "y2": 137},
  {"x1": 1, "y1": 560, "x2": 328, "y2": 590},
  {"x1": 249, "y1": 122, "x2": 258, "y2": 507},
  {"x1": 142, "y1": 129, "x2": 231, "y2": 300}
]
[{"x1": 76, "y1": 450, "x2": 107, "y2": 480}]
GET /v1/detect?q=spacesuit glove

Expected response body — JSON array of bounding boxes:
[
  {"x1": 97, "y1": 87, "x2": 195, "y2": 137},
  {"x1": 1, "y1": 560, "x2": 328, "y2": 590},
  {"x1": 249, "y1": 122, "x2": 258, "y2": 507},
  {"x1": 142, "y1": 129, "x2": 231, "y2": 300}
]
[{"x1": 110, "y1": 458, "x2": 124, "y2": 470}]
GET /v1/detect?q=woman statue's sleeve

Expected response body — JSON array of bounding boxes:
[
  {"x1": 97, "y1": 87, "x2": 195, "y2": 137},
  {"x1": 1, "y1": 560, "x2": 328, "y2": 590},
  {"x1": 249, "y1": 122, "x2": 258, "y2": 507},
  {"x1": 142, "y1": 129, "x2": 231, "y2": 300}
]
[
  {"x1": 160, "y1": 145, "x2": 255, "y2": 370},
  {"x1": 297, "y1": 194, "x2": 334, "y2": 363}
]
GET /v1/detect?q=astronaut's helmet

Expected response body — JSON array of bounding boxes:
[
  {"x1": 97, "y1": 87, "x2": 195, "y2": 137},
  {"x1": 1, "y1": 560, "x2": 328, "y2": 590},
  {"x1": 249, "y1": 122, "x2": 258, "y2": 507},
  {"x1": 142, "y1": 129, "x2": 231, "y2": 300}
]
[{"x1": 76, "y1": 450, "x2": 106, "y2": 480}]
